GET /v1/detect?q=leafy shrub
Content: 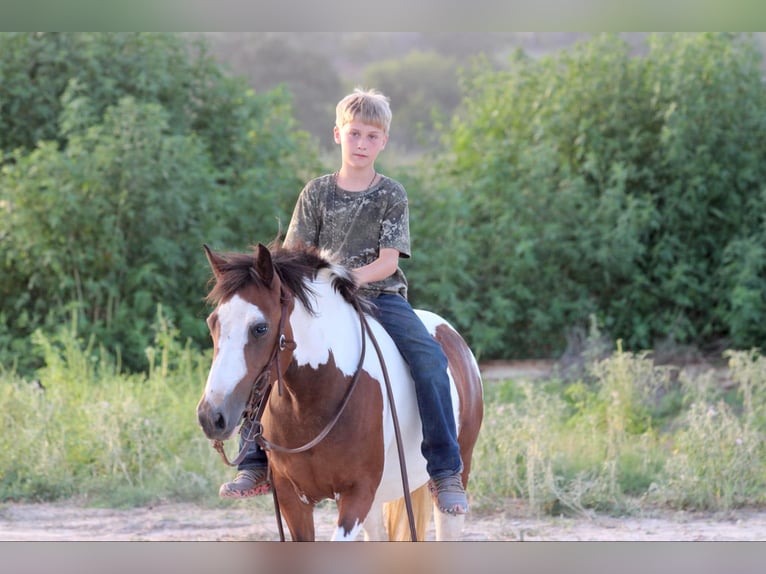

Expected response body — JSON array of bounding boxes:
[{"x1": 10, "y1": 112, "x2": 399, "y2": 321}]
[
  {"x1": 409, "y1": 33, "x2": 766, "y2": 360},
  {"x1": 0, "y1": 33, "x2": 319, "y2": 373}
]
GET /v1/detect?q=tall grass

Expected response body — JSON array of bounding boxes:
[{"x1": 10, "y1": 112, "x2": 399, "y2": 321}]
[
  {"x1": 3, "y1": 314, "x2": 766, "y2": 514},
  {"x1": 471, "y1": 345, "x2": 766, "y2": 515},
  {"x1": 653, "y1": 350, "x2": 766, "y2": 511},
  {"x1": 0, "y1": 308, "x2": 234, "y2": 507}
]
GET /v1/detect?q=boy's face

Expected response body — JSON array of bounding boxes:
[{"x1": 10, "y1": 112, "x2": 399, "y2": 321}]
[{"x1": 334, "y1": 120, "x2": 388, "y2": 170}]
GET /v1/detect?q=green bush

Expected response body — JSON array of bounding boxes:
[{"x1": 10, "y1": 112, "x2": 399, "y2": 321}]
[
  {"x1": 408, "y1": 33, "x2": 766, "y2": 360},
  {"x1": 0, "y1": 33, "x2": 320, "y2": 373}
]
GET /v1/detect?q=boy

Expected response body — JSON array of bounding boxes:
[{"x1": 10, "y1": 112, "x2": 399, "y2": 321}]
[{"x1": 218, "y1": 88, "x2": 468, "y2": 514}]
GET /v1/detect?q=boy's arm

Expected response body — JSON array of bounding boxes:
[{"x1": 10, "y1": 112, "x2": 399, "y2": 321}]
[{"x1": 352, "y1": 248, "x2": 400, "y2": 286}]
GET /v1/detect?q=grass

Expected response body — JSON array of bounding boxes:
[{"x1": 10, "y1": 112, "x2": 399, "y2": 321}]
[
  {"x1": 470, "y1": 342, "x2": 766, "y2": 516},
  {"x1": 2, "y1": 313, "x2": 766, "y2": 515},
  {"x1": 0, "y1": 308, "x2": 233, "y2": 507}
]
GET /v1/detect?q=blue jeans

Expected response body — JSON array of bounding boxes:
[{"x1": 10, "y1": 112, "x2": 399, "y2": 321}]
[
  {"x1": 371, "y1": 293, "x2": 463, "y2": 478},
  {"x1": 238, "y1": 293, "x2": 463, "y2": 479}
]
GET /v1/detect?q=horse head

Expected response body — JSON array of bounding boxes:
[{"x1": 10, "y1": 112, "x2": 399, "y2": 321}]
[{"x1": 196, "y1": 243, "x2": 294, "y2": 441}]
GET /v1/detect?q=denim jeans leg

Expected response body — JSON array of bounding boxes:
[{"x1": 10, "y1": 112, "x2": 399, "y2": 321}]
[
  {"x1": 238, "y1": 420, "x2": 269, "y2": 471},
  {"x1": 371, "y1": 293, "x2": 463, "y2": 479}
]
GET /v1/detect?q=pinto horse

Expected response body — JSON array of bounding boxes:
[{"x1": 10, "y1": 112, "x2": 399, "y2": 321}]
[{"x1": 196, "y1": 242, "x2": 483, "y2": 541}]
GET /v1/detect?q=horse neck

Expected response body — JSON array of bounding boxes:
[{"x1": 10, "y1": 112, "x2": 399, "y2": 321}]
[{"x1": 283, "y1": 278, "x2": 364, "y2": 398}]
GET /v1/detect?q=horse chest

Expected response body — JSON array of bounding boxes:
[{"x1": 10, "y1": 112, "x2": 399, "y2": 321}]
[{"x1": 263, "y1": 374, "x2": 387, "y2": 501}]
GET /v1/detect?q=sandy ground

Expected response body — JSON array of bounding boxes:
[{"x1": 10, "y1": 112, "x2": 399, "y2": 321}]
[{"x1": 3, "y1": 499, "x2": 766, "y2": 541}]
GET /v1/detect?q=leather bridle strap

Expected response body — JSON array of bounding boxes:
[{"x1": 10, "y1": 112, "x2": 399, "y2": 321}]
[
  {"x1": 257, "y1": 308, "x2": 367, "y2": 454},
  {"x1": 212, "y1": 287, "x2": 295, "y2": 467}
]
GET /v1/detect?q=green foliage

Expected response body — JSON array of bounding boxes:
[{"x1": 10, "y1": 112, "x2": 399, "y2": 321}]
[
  {"x1": 0, "y1": 32, "x2": 319, "y2": 373},
  {"x1": 409, "y1": 33, "x2": 766, "y2": 360},
  {"x1": 6, "y1": 32, "x2": 766, "y2": 372},
  {"x1": 472, "y1": 346, "x2": 766, "y2": 515},
  {"x1": 2, "y1": 98, "x2": 214, "y2": 369},
  {"x1": 644, "y1": 33, "x2": 766, "y2": 347},
  {"x1": 0, "y1": 310, "x2": 224, "y2": 504}
]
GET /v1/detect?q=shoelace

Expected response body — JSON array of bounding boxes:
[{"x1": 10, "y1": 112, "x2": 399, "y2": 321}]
[{"x1": 432, "y1": 473, "x2": 465, "y2": 495}]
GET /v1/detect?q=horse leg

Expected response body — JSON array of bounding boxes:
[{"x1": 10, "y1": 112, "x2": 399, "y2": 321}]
[
  {"x1": 383, "y1": 483, "x2": 433, "y2": 541},
  {"x1": 272, "y1": 477, "x2": 316, "y2": 541},
  {"x1": 362, "y1": 502, "x2": 387, "y2": 541},
  {"x1": 331, "y1": 487, "x2": 375, "y2": 541},
  {"x1": 432, "y1": 503, "x2": 465, "y2": 541}
]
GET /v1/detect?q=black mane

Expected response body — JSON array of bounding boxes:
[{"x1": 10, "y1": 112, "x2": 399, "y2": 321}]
[{"x1": 206, "y1": 241, "x2": 364, "y2": 315}]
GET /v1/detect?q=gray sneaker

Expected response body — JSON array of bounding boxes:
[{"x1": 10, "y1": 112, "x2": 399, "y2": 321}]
[
  {"x1": 429, "y1": 472, "x2": 469, "y2": 514},
  {"x1": 218, "y1": 467, "x2": 271, "y2": 498}
]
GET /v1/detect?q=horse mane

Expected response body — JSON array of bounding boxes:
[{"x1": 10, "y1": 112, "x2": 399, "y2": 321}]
[{"x1": 205, "y1": 241, "x2": 369, "y2": 315}]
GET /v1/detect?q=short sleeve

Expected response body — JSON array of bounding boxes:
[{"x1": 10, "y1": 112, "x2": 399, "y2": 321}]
[
  {"x1": 284, "y1": 182, "x2": 320, "y2": 249},
  {"x1": 380, "y1": 197, "x2": 411, "y2": 258}
]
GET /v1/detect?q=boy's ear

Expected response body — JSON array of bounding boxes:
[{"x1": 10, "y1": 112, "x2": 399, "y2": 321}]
[{"x1": 333, "y1": 125, "x2": 341, "y2": 144}]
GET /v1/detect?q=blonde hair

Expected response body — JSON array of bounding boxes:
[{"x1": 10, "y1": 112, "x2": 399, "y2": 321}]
[{"x1": 335, "y1": 88, "x2": 392, "y2": 135}]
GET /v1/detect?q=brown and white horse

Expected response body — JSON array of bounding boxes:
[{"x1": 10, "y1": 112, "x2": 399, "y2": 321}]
[{"x1": 196, "y1": 242, "x2": 483, "y2": 541}]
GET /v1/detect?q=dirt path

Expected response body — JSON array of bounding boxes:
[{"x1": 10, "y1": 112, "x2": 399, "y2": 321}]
[{"x1": 2, "y1": 500, "x2": 766, "y2": 541}]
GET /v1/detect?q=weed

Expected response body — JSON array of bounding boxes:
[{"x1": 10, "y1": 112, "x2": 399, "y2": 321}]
[
  {"x1": 0, "y1": 309, "x2": 228, "y2": 507},
  {"x1": 657, "y1": 400, "x2": 765, "y2": 510},
  {"x1": 4, "y1": 319, "x2": 766, "y2": 514}
]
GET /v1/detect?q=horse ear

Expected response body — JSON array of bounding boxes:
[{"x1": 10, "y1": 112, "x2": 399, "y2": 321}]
[
  {"x1": 254, "y1": 243, "x2": 275, "y2": 286},
  {"x1": 204, "y1": 244, "x2": 226, "y2": 279}
]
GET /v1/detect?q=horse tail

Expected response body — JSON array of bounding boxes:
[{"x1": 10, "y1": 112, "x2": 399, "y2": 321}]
[{"x1": 382, "y1": 483, "x2": 432, "y2": 541}]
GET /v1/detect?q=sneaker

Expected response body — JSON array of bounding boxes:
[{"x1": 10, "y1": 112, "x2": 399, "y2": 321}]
[
  {"x1": 429, "y1": 472, "x2": 469, "y2": 514},
  {"x1": 218, "y1": 467, "x2": 271, "y2": 498}
]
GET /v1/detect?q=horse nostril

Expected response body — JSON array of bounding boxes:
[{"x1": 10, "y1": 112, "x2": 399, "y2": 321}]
[{"x1": 214, "y1": 412, "x2": 226, "y2": 431}]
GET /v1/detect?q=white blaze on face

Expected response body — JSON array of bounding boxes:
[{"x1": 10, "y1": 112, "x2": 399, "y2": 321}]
[{"x1": 204, "y1": 294, "x2": 265, "y2": 407}]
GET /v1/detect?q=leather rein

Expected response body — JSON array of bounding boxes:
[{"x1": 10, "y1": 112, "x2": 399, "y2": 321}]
[{"x1": 211, "y1": 287, "x2": 418, "y2": 541}]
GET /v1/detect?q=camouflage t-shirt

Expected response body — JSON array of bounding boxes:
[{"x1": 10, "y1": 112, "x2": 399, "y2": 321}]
[{"x1": 283, "y1": 173, "x2": 411, "y2": 298}]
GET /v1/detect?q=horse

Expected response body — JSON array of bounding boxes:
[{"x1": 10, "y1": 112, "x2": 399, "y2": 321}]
[{"x1": 196, "y1": 242, "x2": 484, "y2": 541}]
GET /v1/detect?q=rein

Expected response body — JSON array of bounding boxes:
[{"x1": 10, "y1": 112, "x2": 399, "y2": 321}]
[
  {"x1": 211, "y1": 288, "x2": 418, "y2": 542},
  {"x1": 358, "y1": 304, "x2": 418, "y2": 542}
]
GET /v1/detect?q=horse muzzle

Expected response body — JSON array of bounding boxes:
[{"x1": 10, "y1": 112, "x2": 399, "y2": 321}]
[{"x1": 196, "y1": 397, "x2": 241, "y2": 441}]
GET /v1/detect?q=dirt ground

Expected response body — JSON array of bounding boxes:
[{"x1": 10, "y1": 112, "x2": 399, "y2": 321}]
[
  {"x1": 3, "y1": 499, "x2": 766, "y2": 541},
  {"x1": 4, "y1": 359, "x2": 764, "y2": 542}
]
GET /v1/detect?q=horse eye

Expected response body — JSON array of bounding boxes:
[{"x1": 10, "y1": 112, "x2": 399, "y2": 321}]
[{"x1": 250, "y1": 323, "x2": 269, "y2": 338}]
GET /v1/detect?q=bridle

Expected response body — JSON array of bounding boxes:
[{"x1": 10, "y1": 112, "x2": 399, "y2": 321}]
[
  {"x1": 209, "y1": 284, "x2": 418, "y2": 541},
  {"x1": 211, "y1": 285, "x2": 297, "y2": 466}
]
